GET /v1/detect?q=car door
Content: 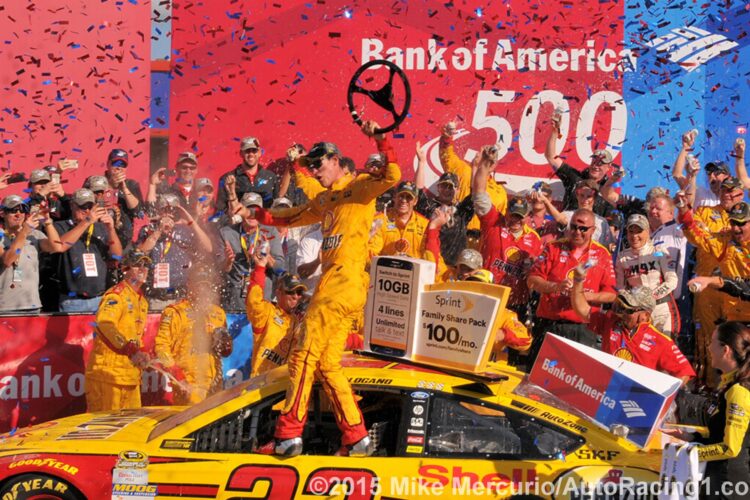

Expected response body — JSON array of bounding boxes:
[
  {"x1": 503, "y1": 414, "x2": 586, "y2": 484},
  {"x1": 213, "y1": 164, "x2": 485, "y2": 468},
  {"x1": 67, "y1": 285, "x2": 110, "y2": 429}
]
[{"x1": 373, "y1": 389, "x2": 586, "y2": 498}]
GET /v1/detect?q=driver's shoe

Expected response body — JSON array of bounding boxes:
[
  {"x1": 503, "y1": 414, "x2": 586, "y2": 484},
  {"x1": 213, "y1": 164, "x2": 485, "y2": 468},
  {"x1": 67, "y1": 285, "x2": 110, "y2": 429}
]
[
  {"x1": 257, "y1": 437, "x2": 303, "y2": 457},
  {"x1": 335, "y1": 436, "x2": 373, "y2": 457}
]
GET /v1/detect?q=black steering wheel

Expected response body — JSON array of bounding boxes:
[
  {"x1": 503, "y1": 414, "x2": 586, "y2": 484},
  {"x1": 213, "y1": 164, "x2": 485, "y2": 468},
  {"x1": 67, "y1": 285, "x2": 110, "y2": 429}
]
[{"x1": 347, "y1": 59, "x2": 411, "y2": 134}]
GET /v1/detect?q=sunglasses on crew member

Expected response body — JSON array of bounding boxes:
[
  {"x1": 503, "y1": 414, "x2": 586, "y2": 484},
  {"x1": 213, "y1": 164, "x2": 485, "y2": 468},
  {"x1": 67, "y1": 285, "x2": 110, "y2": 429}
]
[
  {"x1": 730, "y1": 219, "x2": 749, "y2": 227},
  {"x1": 307, "y1": 157, "x2": 325, "y2": 171},
  {"x1": 569, "y1": 224, "x2": 592, "y2": 233},
  {"x1": 177, "y1": 164, "x2": 198, "y2": 170},
  {"x1": 242, "y1": 148, "x2": 260, "y2": 155},
  {"x1": 4, "y1": 206, "x2": 29, "y2": 214},
  {"x1": 77, "y1": 203, "x2": 95, "y2": 211},
  {"x1": 284, "y1": 289, "x2": 305, "y2": 296}
]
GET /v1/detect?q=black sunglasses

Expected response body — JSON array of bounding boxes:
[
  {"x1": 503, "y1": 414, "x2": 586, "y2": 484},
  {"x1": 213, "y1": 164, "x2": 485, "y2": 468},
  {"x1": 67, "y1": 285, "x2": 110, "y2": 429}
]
[
  {"x1": 243, "y1": 148, "x2": 260, "y2": 154},
  {"x1": 570, "y1": 224, "x2": 592, "y2": 233},
  {"x1": 285, "y1": 289, "x2": 305, "y2": 296},
  {"x1": 77, "y1": 203, "x2": 95, "y2": 211},
  {"x1": 307, "y1": 157, "x2": 325, "y2": 171},
  {"x1": 5, "y1": 206, "x2": 29, "y2": 214},
  {"x1": 730, "y1": 219, "x2": 749, "y2": 227}
]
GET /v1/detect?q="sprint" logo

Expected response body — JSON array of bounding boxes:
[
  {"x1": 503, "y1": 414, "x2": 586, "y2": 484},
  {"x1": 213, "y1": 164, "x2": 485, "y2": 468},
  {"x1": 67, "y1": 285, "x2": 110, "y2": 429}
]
[{"x1": 645, "y1": 26, "x2": 738, "y2": 72}]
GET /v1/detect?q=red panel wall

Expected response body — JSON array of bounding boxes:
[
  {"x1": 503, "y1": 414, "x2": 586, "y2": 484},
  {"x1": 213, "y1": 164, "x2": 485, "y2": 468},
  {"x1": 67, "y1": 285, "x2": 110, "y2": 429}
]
[
  {"x1": 169, "y1": 0, "x2": 624, "y2": 192},
  {"x1": 0, "y1": 1, "x2": 151, "y2": 191}
]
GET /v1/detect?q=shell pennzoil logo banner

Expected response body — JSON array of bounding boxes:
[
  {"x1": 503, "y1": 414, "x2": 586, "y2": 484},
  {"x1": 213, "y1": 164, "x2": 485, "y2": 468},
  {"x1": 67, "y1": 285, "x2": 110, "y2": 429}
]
[
  {"x1": 167, "y1": 1, "x2": 748, "y2": 197},
  {"x1": 529, "y1": 334, "x2": 682, "y2": 448}
]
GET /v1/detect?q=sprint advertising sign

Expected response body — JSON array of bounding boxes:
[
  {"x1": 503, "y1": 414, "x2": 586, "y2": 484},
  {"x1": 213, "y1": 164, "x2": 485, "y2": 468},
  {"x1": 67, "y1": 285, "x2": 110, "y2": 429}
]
[
  {"x1": 412, "y1": 282, "x2": 508, "y2": 372},
  {"x1": 364, "y1": 256, "x2": 510, "y2": 373},
  {"x1": 529, "y1": 334, "x2": 682, "y2": 447}
]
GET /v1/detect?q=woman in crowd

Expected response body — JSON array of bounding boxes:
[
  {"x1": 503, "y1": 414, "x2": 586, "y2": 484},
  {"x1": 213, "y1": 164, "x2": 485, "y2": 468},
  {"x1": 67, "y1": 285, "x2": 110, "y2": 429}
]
[{"x1": 693, "y1": 321, "x2": 750, "y2": 499}]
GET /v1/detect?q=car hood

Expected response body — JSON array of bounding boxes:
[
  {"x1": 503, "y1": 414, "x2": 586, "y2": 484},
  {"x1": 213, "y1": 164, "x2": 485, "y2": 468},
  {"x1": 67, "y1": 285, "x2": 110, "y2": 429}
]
[{"x1": 0, "y1": 407, "x2": 181, "y2": 453}]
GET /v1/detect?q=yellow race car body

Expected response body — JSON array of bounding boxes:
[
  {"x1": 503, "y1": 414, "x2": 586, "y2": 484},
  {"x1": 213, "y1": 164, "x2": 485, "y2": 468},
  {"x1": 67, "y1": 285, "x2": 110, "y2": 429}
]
[{"x1": 0, "y1": 354, "x2": 663, "y2": 499}]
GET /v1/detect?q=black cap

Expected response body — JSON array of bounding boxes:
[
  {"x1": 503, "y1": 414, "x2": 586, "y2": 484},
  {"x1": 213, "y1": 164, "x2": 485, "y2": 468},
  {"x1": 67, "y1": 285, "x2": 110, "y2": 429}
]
[
  {"x1": 606, "y1": 210, "x2": 624, "y2": 227},
  {"x1": 728, "y1": 202, "x2": 750, "y2": 223},
  {"x1": 508, "y1": 197, "x2": 529, "y2": 217},
  {"x1": 277, "y1": 272, "x2": 307, "y2": 292},
  {"x1": 122, "y1": 250, "x2": 152, "y2": 268},
  {"x1": 720, "y1": 176, "x2": 743, "y2": 191},
  {"x1": 299, "y1": 142, "x2": 341, "y2": 167},
  {"x1": 108, "y1": 148, "x2": 129, "y2": 164},
  {"x1": 396, "y1": 181, "x2": 419, "y2": 198},
  {"x1": 437, "y1": 172, "x2": 459, "y2": 187},
  {"x1": 705, "y1": 161, "x2": 730, "y2": 175}
]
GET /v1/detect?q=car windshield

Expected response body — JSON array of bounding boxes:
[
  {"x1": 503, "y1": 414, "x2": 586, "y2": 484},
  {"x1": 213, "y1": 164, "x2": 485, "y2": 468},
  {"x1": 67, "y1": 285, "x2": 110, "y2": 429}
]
[{"x1": 149, "y1": 375, "x2": 277, "y2": 441}]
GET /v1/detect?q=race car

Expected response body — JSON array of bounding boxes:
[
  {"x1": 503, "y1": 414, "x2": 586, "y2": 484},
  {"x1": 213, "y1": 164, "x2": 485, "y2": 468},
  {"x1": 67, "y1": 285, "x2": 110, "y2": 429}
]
[{"x1": 0, "y1": 353, "x2": 664, "y2": 499}]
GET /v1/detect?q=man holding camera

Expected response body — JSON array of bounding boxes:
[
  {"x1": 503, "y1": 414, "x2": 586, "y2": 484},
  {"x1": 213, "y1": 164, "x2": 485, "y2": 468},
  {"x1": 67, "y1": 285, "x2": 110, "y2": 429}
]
[
  {"x1": 104, "y1": 148, "x2": 144, "y2": 246},
  {"x1": 0, "y1": 195, "x2": 66, "y2": 312},
  {"x1": 216, "y1": 136, "x2": 279, "y2": 211},
  {"x1": 136, "y1": 193, "x2": 212, "y2": 310},
  {"x1": 53, "y1": 188, "x2": 123, "y2": 312},
  {"x1": 146, "y1": 151, "x2": 201, "y2": 212}
]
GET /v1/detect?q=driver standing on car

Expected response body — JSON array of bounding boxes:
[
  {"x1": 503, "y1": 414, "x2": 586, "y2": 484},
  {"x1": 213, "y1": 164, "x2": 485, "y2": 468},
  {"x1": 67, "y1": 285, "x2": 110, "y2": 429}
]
[
  {"x1": 85, "y1": 251, "x2": 151, "y2": 411},
  {"x1": 254, "y1": 121, "x2": 400, "y2": 457}
]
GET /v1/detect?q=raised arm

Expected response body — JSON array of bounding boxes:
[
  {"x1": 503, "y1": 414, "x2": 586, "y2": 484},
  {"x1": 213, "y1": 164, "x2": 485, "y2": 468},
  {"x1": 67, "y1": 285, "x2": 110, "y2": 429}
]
[
  {"x1": 544, "y1": 110, "x2": 563, "y2": 170},
  {"x1": 570, "y1": 265, "x2": 593, "y2": 321},
  {"x1": 672, "y1": 130, "x2": 696, "y2": 190},
  {"x1": 735, "y1": 138, "x2": 749, "y2": 189},
  {"x1": 415, "y1": 141, "x2": 427, "y2": 190}
]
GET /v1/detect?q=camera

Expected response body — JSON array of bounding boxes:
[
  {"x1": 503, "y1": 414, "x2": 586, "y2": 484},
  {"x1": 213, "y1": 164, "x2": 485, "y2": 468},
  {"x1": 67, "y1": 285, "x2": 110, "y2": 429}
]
[{"x1": 7, "y1": 172, "x2": 27, "y2": 184}]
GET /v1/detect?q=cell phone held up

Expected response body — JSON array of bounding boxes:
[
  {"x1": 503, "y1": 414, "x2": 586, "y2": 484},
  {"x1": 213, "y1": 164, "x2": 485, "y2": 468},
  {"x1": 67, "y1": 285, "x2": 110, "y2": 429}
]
[
  {"x1": 7, "y1": 172, "x2": 27, "y2": 184},
  {"x1": 101, "y1": 189, "x2": 116, "y2": 209}
]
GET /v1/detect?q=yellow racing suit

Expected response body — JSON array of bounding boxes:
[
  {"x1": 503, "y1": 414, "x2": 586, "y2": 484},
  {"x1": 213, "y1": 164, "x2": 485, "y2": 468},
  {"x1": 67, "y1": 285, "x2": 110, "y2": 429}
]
[
  {"x1": 696, "y1": 370, "x2": 750, "y2": 498},
  {"x1": 258, "y1": 137, "x2": 400, "y2": 446},
  {"x1": 692, "y1": 205, "x2": 729, "y2": 386},
  {"x1": 683, "y1": 208, "x2": 750, "y2": 388},
  {"x1": 439, "y1": 134, "x2": 507, "y2": 230},
  {"x1": 246, "y1": 264, "x2": 300, "y2": 377},
  {"x1": 154, "y1": 299, "x2": 229, "y2": 405},
  {"x1": 369, "y1": 210, "x2": 431, "y2": 258},
  {"x1": 490, "y1": 309, "x2": 531, "y2": 362},
  {"x1": 293, "y1": 165, "x2": 326, "y2": 200},
  {"x1": 85, "y1": 280, "x2": 149, "y2": 411}
]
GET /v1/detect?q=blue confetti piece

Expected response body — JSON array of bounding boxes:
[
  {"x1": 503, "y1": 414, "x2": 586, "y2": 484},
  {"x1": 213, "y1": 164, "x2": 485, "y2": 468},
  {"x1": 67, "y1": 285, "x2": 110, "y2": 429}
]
[
  {"x1": 72, "y1": 266, "x2": 82, "y2": 275},
  {"x1": 653, "y1": 252, "x2": 664, "y2": 257},
  {"x1": 548, "y1": 360, "x2": 558, "y2": 367},
  {"x1": 40, "y1": 358, "x2": 49, "y2": 362},
  {"x1": 9, "y1": 428, "x2": 16, "y2": 436},
  {"x1": 68, "y1": 292, "x2": 77, "y2": 297},
  {"x1": 265, "y1": 59, "x2": 276, "y2": 64}
]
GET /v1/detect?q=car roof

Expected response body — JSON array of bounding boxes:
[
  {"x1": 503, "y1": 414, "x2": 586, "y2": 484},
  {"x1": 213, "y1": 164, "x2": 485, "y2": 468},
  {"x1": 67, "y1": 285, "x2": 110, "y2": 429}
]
[{"x1": 149, "y1": 353, "x2": 525, "y2": 441}]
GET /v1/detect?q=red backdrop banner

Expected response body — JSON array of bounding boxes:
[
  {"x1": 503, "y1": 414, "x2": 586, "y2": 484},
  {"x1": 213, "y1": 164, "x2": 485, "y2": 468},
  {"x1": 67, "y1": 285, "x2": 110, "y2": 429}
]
[
  {"x1": 0, "y1": 1, "x2": 151, "y2": 192},
  {"x1": 169, "y1": 0, "x2": 628, "y2": 192},
  {"x1": 0, "y1": 313, "x2": 162, "y2": 433}
]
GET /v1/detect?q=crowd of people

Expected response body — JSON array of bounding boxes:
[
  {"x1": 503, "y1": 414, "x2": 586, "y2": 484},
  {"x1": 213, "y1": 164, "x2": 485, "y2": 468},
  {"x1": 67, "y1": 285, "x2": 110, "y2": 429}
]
[{"x1": 5, "y1": 111, "x2": 750, "y2": 466}]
